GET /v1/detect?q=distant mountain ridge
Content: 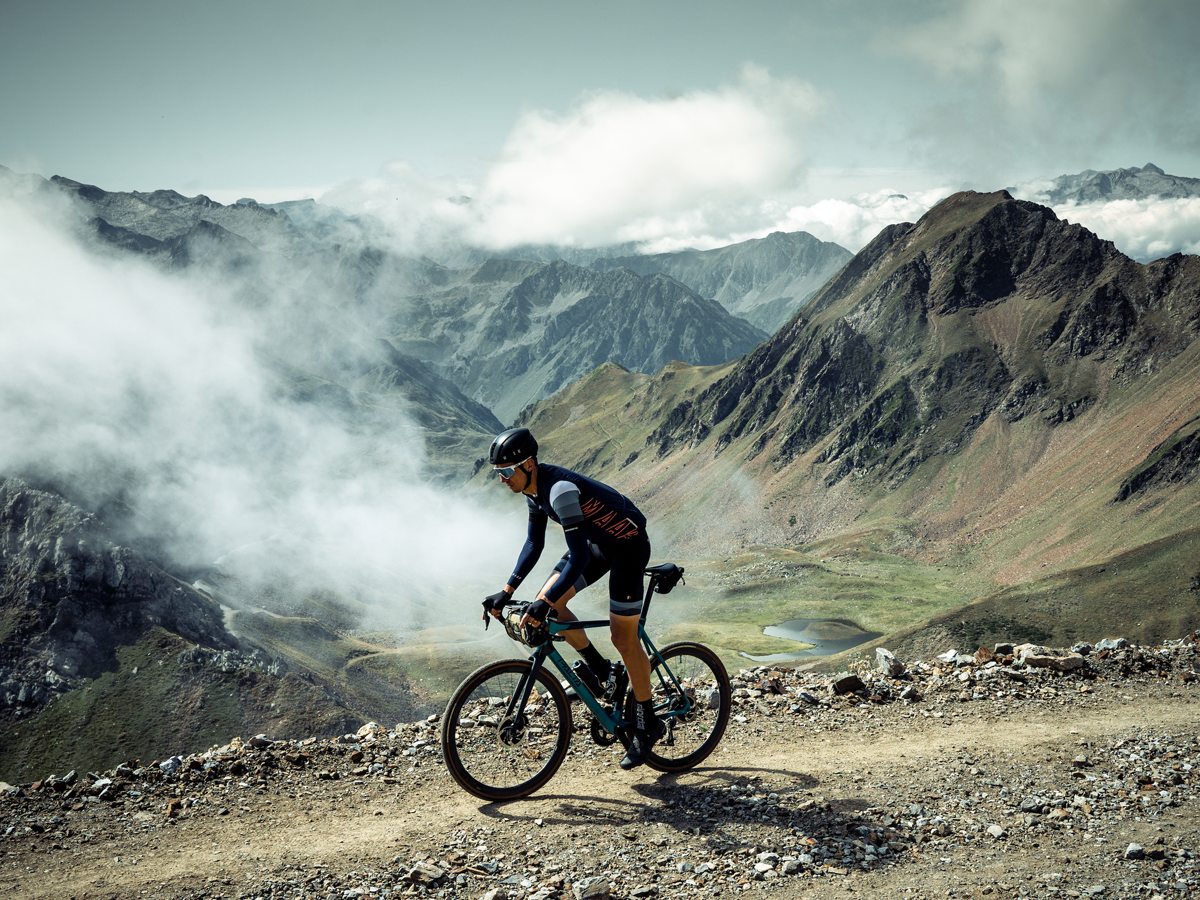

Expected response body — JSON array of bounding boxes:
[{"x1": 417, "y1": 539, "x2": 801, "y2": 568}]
[
  {"x1": 587, "y1": 231, "x2": 853, "y2": 333},
  {"x1": 1017, "y1": 162, "x2": 1200, "y2": 204},
  {"x1": 431, "y1": 234, "x2": 852, "y2": 334},
  {"x1": 51, "y1": 175, "x2": 310, "y2": 258},
  {"x1": 365, "y1": 256, "x2": 768, "y2": 422}
]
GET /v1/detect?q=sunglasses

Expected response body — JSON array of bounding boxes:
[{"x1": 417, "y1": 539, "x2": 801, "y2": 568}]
[{"x1": 495, "y1": 460, "x2": 528, "y2": 479}]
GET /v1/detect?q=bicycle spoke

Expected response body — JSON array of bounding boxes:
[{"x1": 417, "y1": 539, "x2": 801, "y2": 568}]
[
  {"x1": 628, "y1": 642, "x2": 731, "y2": 772},
  {"x1": 441, "y1": 660, "x2": 571, "y2": 801}
]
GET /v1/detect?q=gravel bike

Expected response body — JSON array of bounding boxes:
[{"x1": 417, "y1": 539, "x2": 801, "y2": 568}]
[{"x1": 441, "y1": 563, "x2": 732, "y2": 801}]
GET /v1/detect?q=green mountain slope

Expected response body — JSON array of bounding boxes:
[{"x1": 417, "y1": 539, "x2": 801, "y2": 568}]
[{"x1": 505, "y1": 191, "x2": 1200, "y2": 651}]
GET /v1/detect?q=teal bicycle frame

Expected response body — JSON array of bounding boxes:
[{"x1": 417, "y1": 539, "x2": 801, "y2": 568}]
[{"x1": 501, "y1": 567, "x2": 689, "y2": 738}]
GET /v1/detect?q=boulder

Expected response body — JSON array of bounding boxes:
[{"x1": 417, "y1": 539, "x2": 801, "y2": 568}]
[
  {"x1": 573, "y1": 876, "x2": 611, "y2": 900},
  {"x1": 1013, "y1": 644, "x2": 1086, "y2": 671},
  {"x1": 831, "y1": 674, "x2": 865, "y2": 695},
  {"x1": 876, "y1": 648, "x2": 905, "y2": 677}
]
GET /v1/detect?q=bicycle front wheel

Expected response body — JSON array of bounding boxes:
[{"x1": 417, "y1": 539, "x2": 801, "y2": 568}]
[
  {"x1": 628, "y1": 641, "x2": 731, "y2": 773},
  {"x1": 441, "y1": 658, "x2": 571, "y2": 801}
]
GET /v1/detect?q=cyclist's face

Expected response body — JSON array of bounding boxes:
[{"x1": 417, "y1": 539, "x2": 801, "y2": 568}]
[{"x1": 497, "y1": 460, "x2": 528, "y2": 492}]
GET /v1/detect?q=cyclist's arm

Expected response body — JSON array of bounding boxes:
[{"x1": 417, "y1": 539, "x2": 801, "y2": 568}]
[
  {"x1": 508, "y1": 504, "x2": 547, "y2": 591},
  {"x1": 540, "y1": 482, "x2": 590, "y2": 606}
]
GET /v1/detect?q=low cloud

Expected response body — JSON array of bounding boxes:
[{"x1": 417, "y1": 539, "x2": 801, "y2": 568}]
[
  {"x1": 325, "y1": 65, "x2": 825, "y2": 254},
  {"x1": 0, "y1": 182, "x2": 512, "y2": 626},
  {"x1": 764, "y1": 188, "x2": 951, "y2": 253},
  {"x1": 1047, "y1": 198, "x2": 1200, "y2": 262}
]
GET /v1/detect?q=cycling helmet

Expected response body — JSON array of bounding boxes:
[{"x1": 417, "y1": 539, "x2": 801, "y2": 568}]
[{"x1": 489, "y1": 427, "x2": 538, "y2": 468}]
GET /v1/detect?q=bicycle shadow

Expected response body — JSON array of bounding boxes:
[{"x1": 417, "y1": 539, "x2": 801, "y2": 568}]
[
  {"x1": 472, "y1": 763, "x2": 916, "y2": 877},
  {"x1": 474, "y1": 764, "x2": 887, "y2": 843}
]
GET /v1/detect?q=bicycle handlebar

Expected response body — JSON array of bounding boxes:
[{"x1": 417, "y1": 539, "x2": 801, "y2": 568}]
[{"x1": 495, "y1": 564, "x2": 686, "y2": 647}]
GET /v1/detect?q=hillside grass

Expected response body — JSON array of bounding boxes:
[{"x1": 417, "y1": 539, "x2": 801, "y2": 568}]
[
  {"x1": 931, "y1": 526, "x2": 1200, "y2": 652},
  {"x1": 0, "y1": 629, "x2": 248, "y2": 781},
  {"x1": 638, "y1": 536, "x2": 986, "y2": 674}
]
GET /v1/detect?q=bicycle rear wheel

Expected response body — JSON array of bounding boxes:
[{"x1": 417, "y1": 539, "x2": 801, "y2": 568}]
[
  {"x1": 627, "y1": 641, "x2": 731, "y2": 773},
  {"x1": 441, "y1": 658, "x2": 571, "y2": 801}
]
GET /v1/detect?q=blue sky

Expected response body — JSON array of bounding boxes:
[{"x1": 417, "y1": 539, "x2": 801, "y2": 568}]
[{"x1": 4, "y1": 0, "x2": 1199, "y2": 254}]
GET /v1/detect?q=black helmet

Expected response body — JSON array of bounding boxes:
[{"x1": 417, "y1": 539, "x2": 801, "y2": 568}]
[{"x1": 489, "y1": 427, "x2": 538, "y2": 468}]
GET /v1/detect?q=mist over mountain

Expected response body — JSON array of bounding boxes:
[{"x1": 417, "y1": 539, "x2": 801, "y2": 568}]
[
  {"x1": 0, "y1": 168, "x2": 517, "y2": 620},
  {"x1": 22, "y1": 169, "x2": 781, "y2": 425}
]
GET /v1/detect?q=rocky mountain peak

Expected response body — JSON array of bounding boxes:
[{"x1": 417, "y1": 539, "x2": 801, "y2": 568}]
[
  {"x1": 647, "y1": 191, "x2": 1200, "y2": 488},
  {"x1": 1017, "y1": 162, "x2": 1200, "y2": 206}
]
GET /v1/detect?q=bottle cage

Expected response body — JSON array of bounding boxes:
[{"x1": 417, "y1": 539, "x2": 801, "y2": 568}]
[{"x1": 502, "y1": 602, "x2": 551, "y2": 647}]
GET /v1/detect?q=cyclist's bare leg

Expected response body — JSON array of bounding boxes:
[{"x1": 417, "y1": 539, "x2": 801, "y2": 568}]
[{"x1": 610, "y1": 613, "x2": 653, "y2": 702}]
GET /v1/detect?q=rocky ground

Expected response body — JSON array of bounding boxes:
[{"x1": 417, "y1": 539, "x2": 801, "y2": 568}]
[{"x1": 3, "y1": 635, "x2": 1200, "y2": 900}]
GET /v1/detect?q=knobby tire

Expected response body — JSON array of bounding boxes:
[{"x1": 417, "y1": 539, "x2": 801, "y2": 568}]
[
  {"x1": 624, "y1": 641, "x2": 731, "y2": 773},
  {"x1": 441, "y1": 658, "x2": 571, "y2": 801}
]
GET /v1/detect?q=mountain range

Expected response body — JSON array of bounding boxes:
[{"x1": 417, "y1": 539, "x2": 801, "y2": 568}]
[
  {"x1": 20, "y1": 168, "x2": 844, "y2": 426},
  {"x1": 1017, "y1": 162, "x2": 1200, "y2": 204},
  {"x1": 3, "y1": 166, "x2": 1200, "y2": 778},
  {"x1": 587, "y1": 231, "x2": 852, "y2": 333}
]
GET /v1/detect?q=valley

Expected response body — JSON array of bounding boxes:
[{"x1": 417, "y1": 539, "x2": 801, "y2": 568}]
[{"x1": 1, "y1": 172, "x2": 1199, "y2": 791}]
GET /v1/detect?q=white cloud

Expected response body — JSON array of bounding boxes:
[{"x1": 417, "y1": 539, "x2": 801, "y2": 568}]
[
  {"x1": 765, "y1": 187, "x2": 951, "y2": 253},
  {"x1": 325, "y1": 65, "x2": 824, "y2": 253},
  {"x1": 0, "y1": 184, "x2": 512, "y2": 624},
  {"x1": 1051, "y1": 197, "x2": 1200, "y2": 261},
  {"x1": 466, "y1": 64, "x2": 822, "y2": 247}
]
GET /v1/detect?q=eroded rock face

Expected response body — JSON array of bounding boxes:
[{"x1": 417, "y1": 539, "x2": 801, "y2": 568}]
[
  {"x1": 0, "y1": 478, "x2": 235, "y2": 691},
  {"x1": 643, "y1": 191, "x2": 1200, "y2": 487}
]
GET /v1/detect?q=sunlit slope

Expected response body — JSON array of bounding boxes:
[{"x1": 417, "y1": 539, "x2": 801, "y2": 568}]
[{"x1": 499, "y1": 191, "x2": 1200, "y2": 644}]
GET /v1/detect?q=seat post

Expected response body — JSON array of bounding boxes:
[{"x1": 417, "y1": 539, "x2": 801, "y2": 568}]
[{"x1": 639, "y1": 571, "x2": 658, "y2": 624}]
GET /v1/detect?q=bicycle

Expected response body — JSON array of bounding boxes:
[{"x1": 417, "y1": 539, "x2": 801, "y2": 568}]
[{"x1": 440, "y1": 563, "x2": 732, "y2": 801}]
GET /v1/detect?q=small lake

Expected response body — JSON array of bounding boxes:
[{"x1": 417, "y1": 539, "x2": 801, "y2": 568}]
[{"x1": 739, "y1": 618, "x2": 883, "y2": 662}]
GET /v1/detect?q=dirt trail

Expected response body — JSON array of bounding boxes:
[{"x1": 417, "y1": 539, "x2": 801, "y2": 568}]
[{"x1": 4, "y1": 654, "x2": 1200, "y2": 900}]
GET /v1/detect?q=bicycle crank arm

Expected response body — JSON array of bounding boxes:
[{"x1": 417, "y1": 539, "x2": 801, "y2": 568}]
[{"x1": 589, "y1": 717, "x2": 618, "y2": 747}]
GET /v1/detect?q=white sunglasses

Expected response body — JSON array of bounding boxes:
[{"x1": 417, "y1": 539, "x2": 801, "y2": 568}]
[{"x1": 494, "y1": 459, "x2": 529, "y2": 479}]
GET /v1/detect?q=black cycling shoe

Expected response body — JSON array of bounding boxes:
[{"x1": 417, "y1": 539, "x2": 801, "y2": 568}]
[
  {"x1": 620, "y1": 719, "x2": 666, "y2": 770},
  {"x1": 562, "y1": 659, "x2": 609, "y2": 702}
]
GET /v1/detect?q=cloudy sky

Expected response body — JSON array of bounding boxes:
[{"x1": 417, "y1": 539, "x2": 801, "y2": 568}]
[
  {"x1": 4, "y1": 0, "x2": 1200, "y2": 255},
  {"x1": 2, "y1": 0, "x2": 1199, "y2": 616}
]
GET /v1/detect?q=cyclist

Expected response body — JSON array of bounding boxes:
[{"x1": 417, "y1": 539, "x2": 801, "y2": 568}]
[{"x1": 482, "y1": 426, "x2": 664, "y2": 770}]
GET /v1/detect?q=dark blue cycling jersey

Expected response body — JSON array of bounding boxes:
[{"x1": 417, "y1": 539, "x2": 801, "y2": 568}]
[{"x1": 507, "y1": 463, "x2": 648, "y2": 606}]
